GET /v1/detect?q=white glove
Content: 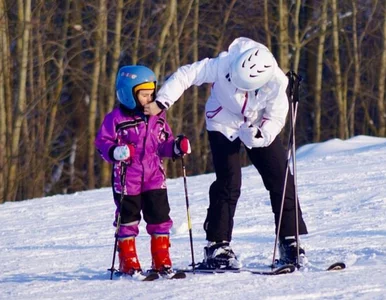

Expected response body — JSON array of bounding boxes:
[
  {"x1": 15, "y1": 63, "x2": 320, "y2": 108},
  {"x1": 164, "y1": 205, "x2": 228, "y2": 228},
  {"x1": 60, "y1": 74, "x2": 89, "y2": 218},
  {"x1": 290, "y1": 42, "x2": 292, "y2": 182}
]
[
  {"x1": 113, "y1": 145, "x2": 135, "y2": 161},
  {"x1": 239, "y1": 122, "x2": 270, "y2": 149}
]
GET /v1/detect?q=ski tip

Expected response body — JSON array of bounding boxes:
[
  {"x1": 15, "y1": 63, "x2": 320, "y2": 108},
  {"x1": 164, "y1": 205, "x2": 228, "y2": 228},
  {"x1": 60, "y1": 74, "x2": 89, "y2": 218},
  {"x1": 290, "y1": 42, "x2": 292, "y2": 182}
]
[
  {"x1": 327, "y1": 262, "x2": 346, "y2": 271},
  {"x1": 143, "y1": 273, "x2": 160, "y2": 281},
  {"x1": 171, "y1": 271, "x2": 187, "y2": 279},
  {"x1": 271, "y1": 264, "x2": 296, "y2": 275}
]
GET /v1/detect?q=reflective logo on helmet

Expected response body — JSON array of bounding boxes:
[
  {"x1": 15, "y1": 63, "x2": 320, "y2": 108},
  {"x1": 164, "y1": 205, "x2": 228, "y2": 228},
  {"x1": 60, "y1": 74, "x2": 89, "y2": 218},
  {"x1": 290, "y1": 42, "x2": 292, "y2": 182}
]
[{"x1": 120, "y1": 72, "x2": 137, "y2": 79}]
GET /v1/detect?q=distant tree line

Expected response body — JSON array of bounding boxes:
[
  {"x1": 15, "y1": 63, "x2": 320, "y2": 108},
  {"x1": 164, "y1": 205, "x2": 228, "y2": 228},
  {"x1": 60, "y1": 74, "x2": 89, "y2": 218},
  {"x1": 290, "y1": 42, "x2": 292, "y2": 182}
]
[{"x1": 0, "y1": 0, "x2": 385, "y2": 203}]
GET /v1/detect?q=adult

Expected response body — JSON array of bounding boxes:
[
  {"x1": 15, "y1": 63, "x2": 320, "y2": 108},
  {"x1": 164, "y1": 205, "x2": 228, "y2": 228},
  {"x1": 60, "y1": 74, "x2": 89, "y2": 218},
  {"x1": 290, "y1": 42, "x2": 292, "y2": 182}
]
[{"x1": 144, "y1": 37, "x2": 308, "y2": 269}]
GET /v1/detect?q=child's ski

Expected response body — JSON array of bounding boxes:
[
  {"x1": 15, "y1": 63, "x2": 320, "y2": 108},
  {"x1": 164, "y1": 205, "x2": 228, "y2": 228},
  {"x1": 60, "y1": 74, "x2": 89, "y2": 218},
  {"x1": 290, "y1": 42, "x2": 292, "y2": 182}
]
[{"x1": 113, "y1": 270, "x2": 159, "y2": 281}]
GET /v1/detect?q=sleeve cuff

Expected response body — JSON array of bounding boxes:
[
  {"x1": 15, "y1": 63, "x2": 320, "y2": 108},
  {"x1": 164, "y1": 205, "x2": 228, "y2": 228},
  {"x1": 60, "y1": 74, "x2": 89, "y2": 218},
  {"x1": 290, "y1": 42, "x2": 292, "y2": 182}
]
[{"x1": 156, "y1": 100, "x2": 166, "y2": 110}]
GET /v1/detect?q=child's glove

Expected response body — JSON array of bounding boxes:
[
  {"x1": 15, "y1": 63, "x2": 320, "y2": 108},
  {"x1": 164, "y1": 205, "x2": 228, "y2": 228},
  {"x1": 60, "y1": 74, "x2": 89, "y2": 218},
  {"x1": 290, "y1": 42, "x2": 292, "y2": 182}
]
[
  {"x1": 173, "y1": 135, "x2": 191, "y2": 157},
  {"x1": 113, "y1": 144, "x2": 135, "y2": 161},
  {"x1": 239, "y1": 122, "x2": 270, "y2": 149}
]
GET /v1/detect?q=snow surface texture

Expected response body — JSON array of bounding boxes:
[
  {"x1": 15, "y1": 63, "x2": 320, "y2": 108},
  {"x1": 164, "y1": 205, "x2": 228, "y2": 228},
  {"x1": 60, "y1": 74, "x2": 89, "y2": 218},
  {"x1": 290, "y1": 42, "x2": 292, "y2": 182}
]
[{"x1": 1, "y1": 135, "x2": 386, "y2": 300}]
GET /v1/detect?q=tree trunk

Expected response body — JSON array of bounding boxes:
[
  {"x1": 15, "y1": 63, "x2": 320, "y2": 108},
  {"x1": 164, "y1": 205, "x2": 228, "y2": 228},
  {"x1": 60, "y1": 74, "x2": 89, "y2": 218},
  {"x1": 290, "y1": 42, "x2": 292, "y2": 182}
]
[
  {"x1": 313, "y1": 0, "x2": 328, "y2": 142},
  {"x1": 7, "y1": 0, "x2": 32, "y2": 201},
  {"x1": 330, "y1": 0, "x2": 347, "y2": 139},
  {"x1": 87, "y1": 0, "x2": 106, "y2": 189},
  {"x1": 0, "y1": 0, "x2": 9, "y2": 203},
  {"x1": 100, "y1": 0, "x2": 124, "y2": 187},
  {"x1": 132, "y1": 0, "x2": 144, "y2": 65},
  {"x1": 291, "y1": 0, "x2": 302, "y2": 73},
  {"x1": 192, "y1": 0, "x2": 201, "y2": 174},
  {"x1": 378, "y1": 1, "x2": 386, "y2": 136},
  {"x1": 263, "y1": 0, "x2": 271, "y2": 49},
  {"x1": 278, "y1": 0, "x2": 289, "y2": 72},
  {"x1": 154, "y1": 0, "x2": 176, "y2": 78},
  {"x1": 347, "y1": 0, "x2": 359, "y2": 137}
]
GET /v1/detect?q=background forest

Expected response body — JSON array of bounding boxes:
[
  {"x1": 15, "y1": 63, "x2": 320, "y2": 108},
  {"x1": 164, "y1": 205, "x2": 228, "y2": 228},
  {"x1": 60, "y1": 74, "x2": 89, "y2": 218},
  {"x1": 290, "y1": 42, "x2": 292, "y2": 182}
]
[{"x1": 0, "y1": 0, "x2": 385, "y2": 203}]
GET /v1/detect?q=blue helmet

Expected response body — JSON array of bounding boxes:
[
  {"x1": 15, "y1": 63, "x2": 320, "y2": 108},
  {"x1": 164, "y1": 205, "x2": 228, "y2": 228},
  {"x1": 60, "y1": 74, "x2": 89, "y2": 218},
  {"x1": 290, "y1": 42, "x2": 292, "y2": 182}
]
[{"x1": 115, "y1": 65, "x2": 157, "y2": 109}]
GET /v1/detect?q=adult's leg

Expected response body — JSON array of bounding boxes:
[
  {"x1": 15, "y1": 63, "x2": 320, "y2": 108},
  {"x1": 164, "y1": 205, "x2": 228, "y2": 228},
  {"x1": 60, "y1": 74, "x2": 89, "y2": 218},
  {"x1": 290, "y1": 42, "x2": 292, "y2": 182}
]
[
  {"x1": 204, "y1": 131, "x2": 242, "y2": 242},
  {"x1": 246, "y1": 136, "x2": 308, "y2": 237}
]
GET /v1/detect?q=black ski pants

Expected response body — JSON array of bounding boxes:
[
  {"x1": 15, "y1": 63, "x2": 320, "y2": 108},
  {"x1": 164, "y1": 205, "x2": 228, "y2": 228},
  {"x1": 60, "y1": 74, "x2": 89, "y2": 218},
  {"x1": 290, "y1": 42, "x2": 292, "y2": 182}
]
[{"x1": 204, "y1": 130, "x2": 308, "y2": 242}]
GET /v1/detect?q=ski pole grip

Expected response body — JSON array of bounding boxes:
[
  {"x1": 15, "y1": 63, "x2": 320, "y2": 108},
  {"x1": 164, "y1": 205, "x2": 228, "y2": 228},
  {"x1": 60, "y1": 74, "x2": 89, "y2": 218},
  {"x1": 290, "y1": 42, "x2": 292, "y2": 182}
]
[{"x1": 286, "y1": 70, "x2": 302, "y2": 104}]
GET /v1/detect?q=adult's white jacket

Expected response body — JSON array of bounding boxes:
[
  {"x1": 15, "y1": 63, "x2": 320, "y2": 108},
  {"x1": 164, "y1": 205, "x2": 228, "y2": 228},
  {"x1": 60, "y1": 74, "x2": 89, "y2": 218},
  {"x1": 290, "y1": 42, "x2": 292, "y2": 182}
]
[{"x1": 156, "y1": 37, "x2": 289, "y2": 144}]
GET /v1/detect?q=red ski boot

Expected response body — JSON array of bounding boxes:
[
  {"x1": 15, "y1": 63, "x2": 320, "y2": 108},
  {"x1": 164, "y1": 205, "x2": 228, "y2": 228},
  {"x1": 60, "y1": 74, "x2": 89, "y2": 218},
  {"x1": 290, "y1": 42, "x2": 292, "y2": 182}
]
[
  {"x1": 150, "y1": 234, "x2": 186, "y2": 279},
  {"x1": 151, "y1": 234, "x2": 172, "y2": 271},
  {"x1": 118, "y1": 237, "x2": 141, "y2": 275}
]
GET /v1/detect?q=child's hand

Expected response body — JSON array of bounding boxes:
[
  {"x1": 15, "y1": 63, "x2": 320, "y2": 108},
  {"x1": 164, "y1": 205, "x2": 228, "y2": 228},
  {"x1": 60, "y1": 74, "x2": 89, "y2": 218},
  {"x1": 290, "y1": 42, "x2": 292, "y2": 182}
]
[
  {"x1": 113, "y1": 144, "x2": 135, "y2": 161},
  {"x1": 174, "y1": 135, "x2": 191, "y2": 157},
  {"x1": 144, "y1": 102, "x2": 162, "y2": 115}
]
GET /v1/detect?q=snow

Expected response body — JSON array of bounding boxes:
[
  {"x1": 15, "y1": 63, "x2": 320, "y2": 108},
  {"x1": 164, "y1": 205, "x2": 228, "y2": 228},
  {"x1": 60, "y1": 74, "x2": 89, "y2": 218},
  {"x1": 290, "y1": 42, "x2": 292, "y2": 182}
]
[{"x1": 1, "y1": 135, "x2": 386, "y2": 299}]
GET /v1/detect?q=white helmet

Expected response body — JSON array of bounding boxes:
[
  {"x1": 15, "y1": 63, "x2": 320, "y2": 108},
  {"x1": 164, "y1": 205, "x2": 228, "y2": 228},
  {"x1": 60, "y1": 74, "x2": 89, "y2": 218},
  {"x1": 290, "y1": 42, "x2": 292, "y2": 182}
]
[{"x1": 230, "y1": 47, "x2": 275, "y2": 91}]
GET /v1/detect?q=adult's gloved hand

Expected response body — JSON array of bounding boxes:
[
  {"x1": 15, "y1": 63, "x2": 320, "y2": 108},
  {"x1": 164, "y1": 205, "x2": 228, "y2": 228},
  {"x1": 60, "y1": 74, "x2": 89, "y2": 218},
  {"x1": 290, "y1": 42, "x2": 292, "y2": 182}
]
[
  {"x1": 174, "y1": 135, "x2": 191, "y2": 157},
  {"x1": 113, "y1": 144, "x2": 135, "y2": 161},
  {"x1": 239, "y1": 122, "x2": 270, "y2": 149}
]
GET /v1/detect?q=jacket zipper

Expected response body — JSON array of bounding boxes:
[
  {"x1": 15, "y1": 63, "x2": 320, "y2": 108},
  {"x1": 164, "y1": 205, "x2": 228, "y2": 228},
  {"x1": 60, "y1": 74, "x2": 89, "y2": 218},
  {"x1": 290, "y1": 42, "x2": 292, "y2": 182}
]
[{"x1": 140, "y1": 117, "x2": 149, "y2": 190}]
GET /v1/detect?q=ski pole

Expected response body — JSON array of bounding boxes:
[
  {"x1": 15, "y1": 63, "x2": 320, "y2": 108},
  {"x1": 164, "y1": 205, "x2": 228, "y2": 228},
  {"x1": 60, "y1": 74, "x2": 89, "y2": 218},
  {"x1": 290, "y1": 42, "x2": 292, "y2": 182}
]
[
  {"x1": 181, "y1": 156, "x2": 195, "y2": 273},
  {"x1": 291, "y1": 72, "x2": 302, "y2": 265},
  {"x1": 108, "y1": 162, "x2": 127, "y2": 280},
  {"x1": 271, "y1": 71, "x2": 301, "y2": 268}
]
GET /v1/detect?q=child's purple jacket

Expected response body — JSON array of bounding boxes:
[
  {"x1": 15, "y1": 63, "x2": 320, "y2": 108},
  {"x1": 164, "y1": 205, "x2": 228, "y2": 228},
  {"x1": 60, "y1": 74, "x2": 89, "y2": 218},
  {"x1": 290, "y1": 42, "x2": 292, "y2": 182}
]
[{"x1": 95, "y1": 107, "x2": 175, "y2": 195}]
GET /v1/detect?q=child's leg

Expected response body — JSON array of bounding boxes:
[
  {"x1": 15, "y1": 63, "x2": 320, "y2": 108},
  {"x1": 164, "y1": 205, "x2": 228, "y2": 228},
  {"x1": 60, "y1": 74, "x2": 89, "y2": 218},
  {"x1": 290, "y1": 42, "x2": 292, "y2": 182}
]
[
  {"x1": 113, "y1": 192, "x2": 142, "y2": 274},
  {"x1": 142, "y1": 189, "x2": 173, "y2": 271},
  {"x1": 113, "y1": 192, "x2": 142, "y2": 238}
]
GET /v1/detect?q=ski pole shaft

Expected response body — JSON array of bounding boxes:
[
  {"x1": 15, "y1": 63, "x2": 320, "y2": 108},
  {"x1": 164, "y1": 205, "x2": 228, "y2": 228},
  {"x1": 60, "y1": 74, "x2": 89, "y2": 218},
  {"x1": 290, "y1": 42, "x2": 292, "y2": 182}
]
[
  {"x1": 181, "y1": 156, "x2": 195, "y2": 272},
  {"x1": 271, "y1": 71, "x2": 301, "y2": 268},
  {"x1": 109, "y1": 162, "x2": 127, "y2": 280}
]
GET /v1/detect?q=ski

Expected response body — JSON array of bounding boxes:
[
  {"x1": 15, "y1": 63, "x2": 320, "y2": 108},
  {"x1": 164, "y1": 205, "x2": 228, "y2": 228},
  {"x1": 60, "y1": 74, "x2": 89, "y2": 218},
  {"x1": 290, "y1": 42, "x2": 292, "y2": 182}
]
[
  {"x1": 274, "y1": 258, "x2": 346, "y2": 272},
  {"x1": 326, "y1": 262, "x2": 346, "y2": 271},
  {"x1": 146, "y1": 269, "x2": 187, "y2": 280},
  {"x1": 246, "y1": 264, "x2": 296, "y2": 275},
  {"x1": 294, "y1": 261, "x2": 346, "y2": 272},
  {"x1": 113, "y1": 270, "x2": 160, "y2": 281},
  {"x1": 161, "y1": 270, "x2": 187, "y2": 279},
  {"x1": 180, "y1": 264, "x2": 295, "y2": 276}
]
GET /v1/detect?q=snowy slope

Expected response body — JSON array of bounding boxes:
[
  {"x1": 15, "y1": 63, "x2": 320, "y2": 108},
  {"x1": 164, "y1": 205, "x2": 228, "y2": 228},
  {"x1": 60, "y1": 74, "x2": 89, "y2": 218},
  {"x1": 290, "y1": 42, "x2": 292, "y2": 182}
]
[{"x1": 1, "y1": 135, "x2": 386, "y2": 300}]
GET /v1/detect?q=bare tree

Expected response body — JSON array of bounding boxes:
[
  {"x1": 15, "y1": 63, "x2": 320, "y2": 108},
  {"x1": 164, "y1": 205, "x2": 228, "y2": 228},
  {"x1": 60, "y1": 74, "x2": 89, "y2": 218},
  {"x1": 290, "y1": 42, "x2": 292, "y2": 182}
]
[
  {"x1": 277, "y1": 0, "x2": 289, "y2": 72},
  {"x1": 378, "y1": 1, "x2": 386, "y2": 136},
  {"x1": 330, "y1": 0, "x2": 347, "y2": 139},
  {"x1": 88, "y1": 0, "x2": 107, "y2": 189},
  {"x1": 1, "y1": 0, "x2": 386, "y2": 203},
  {"x1": 132, "y1": 0, "x2": 145, "y2": 65},
  {"x1": 153, "y1": 0, "x2": 177, "y2": 78},
  {"x1": 7, "y1": 0, "x2": 32, "y2": 201},
  {"x1": 263, "y1": 0, "x2": 272, "y2": 49},
  {"x1": 0, "y1": 0, "x2": 10, "y2": 203},
  {"x1": 99, "y1": 0, "x2": 124, "y2": 187},
  {"x1": 313, "y1": 0, "x2": 329, "y2": 142}
]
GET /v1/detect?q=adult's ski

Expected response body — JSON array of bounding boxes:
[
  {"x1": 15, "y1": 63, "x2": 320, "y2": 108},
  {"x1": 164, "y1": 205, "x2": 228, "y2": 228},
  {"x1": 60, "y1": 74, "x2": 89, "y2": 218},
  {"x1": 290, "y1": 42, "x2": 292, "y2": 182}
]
[
  {"x1": 274, "y1": 259, "x2": 346, "y2": 272},
  {"x1": 180, "y1": 264, "x2": 296, "y2": 276},
  {"x1": 290, "y1": 261, "x2": 346, "y2": 272},
  {"x1": 326, "y1": 262, "x2": 346, "y2": 270}
]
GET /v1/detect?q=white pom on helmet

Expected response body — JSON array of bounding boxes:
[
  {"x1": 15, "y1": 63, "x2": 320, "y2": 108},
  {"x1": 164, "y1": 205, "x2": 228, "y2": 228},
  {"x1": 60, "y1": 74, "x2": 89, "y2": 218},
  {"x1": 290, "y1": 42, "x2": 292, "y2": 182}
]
[{"x1": 230, "y1": 47, "x2": 275, "y2": 91}]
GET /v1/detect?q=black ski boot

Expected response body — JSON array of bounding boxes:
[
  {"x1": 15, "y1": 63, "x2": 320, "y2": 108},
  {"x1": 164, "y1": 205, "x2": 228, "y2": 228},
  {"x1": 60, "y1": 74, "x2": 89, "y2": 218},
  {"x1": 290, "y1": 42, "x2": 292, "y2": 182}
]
[
  {"x1": 278, "y1": 237, "x2": 307, "y2": 267},
  {"x1": 203, "y1": 241, "x2": 242, "y2": 269}
]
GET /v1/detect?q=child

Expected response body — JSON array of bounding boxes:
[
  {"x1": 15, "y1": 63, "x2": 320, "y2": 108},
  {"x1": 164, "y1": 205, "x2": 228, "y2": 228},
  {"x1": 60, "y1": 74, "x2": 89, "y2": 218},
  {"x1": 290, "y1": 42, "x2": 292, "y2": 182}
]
[{"x1": 95, "y1": 65, "x2": 191, "y2": 278}]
